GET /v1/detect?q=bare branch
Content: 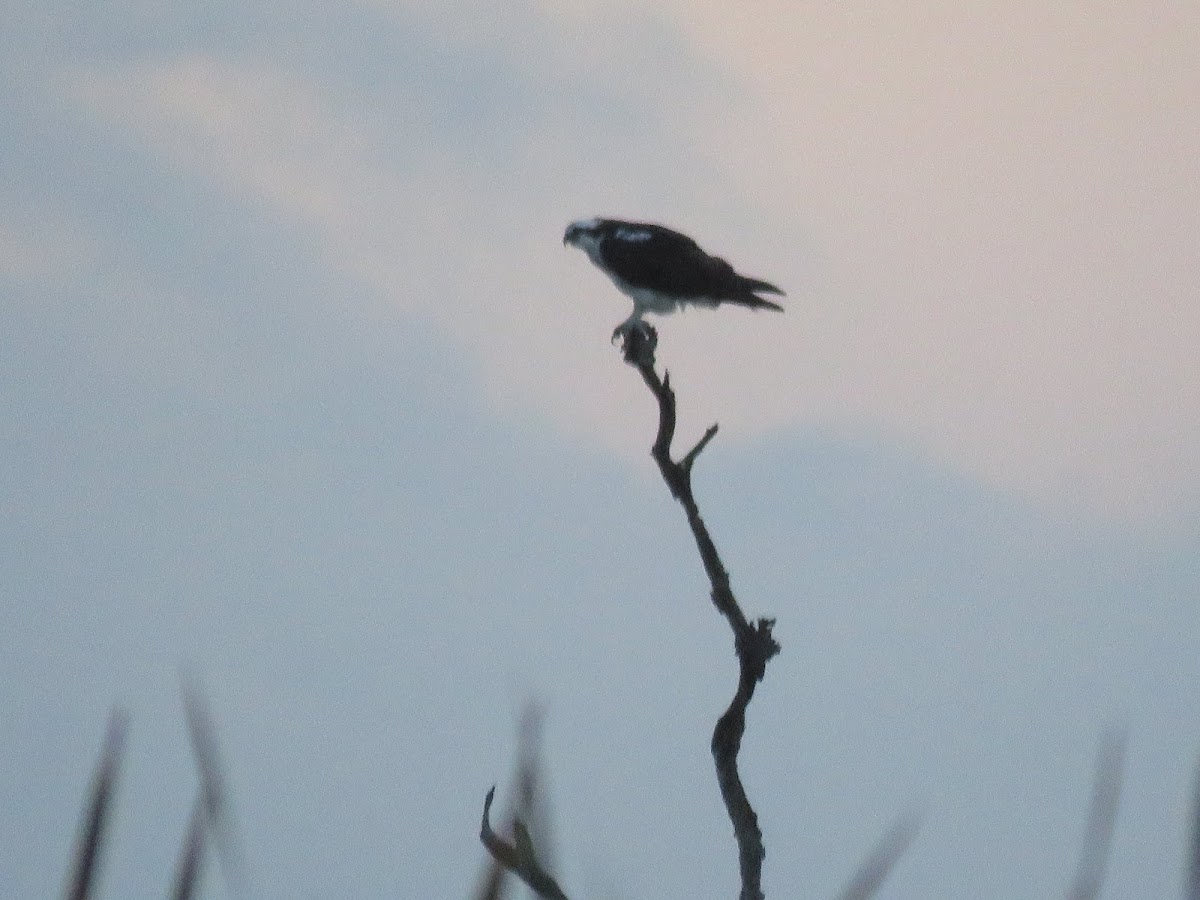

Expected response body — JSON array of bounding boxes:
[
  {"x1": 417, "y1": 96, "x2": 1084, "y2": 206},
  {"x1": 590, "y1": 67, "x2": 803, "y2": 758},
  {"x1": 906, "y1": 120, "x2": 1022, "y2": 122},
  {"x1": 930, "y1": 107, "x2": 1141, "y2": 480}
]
[
  {"x1": 620, "y1": 325, "x2": 780, "y2": 900},
  {"x1": 63, "y1": 709, "x2": 128, "y2": 900},
  {"x1": 473, "y1": 704, "x2": 559, "y2": 900},
  {"x1": 481, "y1": 787, "x2": 521, "y2": 871},
  {"x1": 682, "y1": 424, "x2": 720, "y2": 475},
  {"x1": 479, "y1": 787, "x2": 569, "y2": 900}
]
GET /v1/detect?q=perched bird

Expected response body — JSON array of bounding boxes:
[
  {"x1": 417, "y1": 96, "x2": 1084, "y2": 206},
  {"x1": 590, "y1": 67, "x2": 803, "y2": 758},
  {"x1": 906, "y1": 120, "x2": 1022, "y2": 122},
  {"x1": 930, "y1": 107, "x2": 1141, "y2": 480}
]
[{"x1": 563, "y1": 217, "x2": 784, "y2": 340}]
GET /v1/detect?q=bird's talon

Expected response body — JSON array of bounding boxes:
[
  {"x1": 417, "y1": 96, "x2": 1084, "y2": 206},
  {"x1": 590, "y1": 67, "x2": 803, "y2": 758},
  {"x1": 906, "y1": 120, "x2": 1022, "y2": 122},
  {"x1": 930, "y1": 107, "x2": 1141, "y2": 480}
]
[{"x1": 611, "y1": 320, "x2": 639, "y2": 344}]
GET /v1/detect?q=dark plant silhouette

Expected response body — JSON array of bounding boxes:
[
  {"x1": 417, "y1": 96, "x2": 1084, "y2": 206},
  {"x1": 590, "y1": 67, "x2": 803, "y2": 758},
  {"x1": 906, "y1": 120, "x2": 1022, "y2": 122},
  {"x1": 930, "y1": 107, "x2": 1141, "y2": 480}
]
[
  {"x1": 480, "y1": 786, "x2": 568, "y2": 900},
  {"x1": 474, "y1": 706, "x2": 564, "y2": 900},
  {"x1": 1189, "y1": 751, "x2": 1200, "y2": 900},
  {"x1": 61, "y1": 684, "x2": 240, "y2": 900},
  {"x1": 833, "y1": 809, "x2": 923, "y2": 900},
  {"x1": 64, "y1": 709, "x2": 127, "y2": 900},
  {"x1": 1066, "y1": 728, "x2": 1127, "y2": 900}
]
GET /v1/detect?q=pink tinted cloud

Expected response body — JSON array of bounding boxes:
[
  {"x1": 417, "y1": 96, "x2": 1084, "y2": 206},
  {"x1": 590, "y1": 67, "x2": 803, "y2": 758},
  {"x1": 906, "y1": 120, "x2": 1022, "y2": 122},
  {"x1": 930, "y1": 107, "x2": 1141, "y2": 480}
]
[
  {"x1": 652, "y1": 1, "x2": 1200, "y2": 522},
  {"x1": 65, "y1": 2, "x2": 1200, "y2": 524}
]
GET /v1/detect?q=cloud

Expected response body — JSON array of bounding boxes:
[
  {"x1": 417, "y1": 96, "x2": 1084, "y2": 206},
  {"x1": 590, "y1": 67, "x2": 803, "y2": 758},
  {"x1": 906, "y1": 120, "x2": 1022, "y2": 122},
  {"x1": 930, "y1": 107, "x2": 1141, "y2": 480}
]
[
  {"x1": 60, "y1": 2, "x2": 1200, "y2": 526},
  {"x1": 58, "y1": 28, "x2": 743, "y2": 464},
  {"x1": 69, "y1": 55, "x2": 445, "y2": 288},
  {"x1": 629, "y1": 1, "x2": 1200, "y2": 523}
]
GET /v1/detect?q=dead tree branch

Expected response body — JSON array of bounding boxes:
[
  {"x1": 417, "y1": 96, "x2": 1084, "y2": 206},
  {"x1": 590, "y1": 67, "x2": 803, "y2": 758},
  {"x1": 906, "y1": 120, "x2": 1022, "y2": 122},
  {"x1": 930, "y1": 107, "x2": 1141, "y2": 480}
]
[
  {"x1": 479, "y1": 787, "x2": 569, "y2": 900},
  {"x1": 621, "y1": 324, "x2": 781, "y2": 900}
]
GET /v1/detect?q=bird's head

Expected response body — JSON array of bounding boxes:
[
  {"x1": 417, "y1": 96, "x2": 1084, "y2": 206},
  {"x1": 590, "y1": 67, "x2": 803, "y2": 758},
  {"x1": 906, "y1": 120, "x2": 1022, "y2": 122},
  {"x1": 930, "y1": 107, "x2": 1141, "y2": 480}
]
[{"x1": 563, "y1": 218, "x2": 602, "y2": 249}]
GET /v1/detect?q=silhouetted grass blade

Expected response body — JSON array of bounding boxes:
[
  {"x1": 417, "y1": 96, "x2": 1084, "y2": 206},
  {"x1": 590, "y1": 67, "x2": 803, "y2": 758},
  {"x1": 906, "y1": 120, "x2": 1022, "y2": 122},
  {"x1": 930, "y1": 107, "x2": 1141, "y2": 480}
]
[
  {"x1": 64, "y1": 709, "x2": 129, "y2": 900},
  {"x1": 1066, "y1": 728, "x2": 1126, "y2": 900},
  {"x1": 1187, "y1": 749, "x2": 1200, "y2": 900},
  {"x1": 834, "y1": 810, "x2": 922, "y2": 900},
  {"x1": 182, "y1": 676, "x2": 246, "y2": 900},
  {"x1": 169, "y1": 795, "x2": 206, "y2": 900}
]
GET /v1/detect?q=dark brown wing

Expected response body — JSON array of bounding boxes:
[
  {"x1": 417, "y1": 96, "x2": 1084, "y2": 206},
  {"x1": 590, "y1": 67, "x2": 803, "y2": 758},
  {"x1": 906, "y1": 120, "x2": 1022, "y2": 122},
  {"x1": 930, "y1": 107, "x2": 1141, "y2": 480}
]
[
  {"x1": 597, "y1": 223, "x2": 732, "y2": 297},
  {"x1": 598, "y1": 222, "x2": 783, "y2": 304}
]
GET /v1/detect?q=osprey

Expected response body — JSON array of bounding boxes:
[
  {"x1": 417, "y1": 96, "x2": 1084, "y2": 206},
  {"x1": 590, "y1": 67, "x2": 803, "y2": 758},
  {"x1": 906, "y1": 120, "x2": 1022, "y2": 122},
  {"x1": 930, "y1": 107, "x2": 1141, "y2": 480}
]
[{"x1": 563, "y1": 217, "x2": 784, "y2": 340}]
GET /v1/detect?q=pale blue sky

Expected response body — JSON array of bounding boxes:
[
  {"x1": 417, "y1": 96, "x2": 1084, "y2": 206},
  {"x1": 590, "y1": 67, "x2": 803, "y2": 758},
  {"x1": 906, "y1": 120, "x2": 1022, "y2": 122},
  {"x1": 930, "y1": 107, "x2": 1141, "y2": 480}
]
[{"x1": 2, "y1": 2, "x2": 1199, "y2": 898}]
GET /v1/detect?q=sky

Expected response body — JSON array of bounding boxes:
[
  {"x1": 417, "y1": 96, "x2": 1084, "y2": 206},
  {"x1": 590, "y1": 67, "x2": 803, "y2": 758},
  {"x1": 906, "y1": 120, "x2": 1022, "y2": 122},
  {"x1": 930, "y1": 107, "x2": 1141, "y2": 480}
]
[{"x1": 2, "y1": 1, "x2": 1199, "y2": 898}]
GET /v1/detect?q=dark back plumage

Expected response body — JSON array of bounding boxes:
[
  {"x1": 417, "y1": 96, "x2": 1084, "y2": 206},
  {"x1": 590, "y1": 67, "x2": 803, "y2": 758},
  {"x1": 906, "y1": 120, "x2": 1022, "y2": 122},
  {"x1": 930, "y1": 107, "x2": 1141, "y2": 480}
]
[{"x1": 593, "y1": 219, "x2": 783, "y2": 306}]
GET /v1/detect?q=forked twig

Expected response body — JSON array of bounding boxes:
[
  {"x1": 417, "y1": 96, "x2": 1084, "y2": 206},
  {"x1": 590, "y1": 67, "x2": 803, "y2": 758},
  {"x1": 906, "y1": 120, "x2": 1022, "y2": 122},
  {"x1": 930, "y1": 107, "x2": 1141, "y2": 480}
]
[
  {"x1": 480, "y1": 787, "x2": 569, "y2": 900},
  {"x1": 476, "y1": 705, "x2": 564, "y2": 900}
]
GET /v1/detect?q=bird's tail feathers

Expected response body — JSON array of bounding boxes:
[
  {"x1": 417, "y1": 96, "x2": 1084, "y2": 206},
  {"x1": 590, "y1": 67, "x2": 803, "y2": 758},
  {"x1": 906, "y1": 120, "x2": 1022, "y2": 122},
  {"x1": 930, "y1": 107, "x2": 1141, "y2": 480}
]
[
  {"x1": 736, "y1": 294, "x2": 784, "y2": 313},
  {"x1": 731, "y1": 275, "x2": 785, "y2": 312},
  {"x1": 740, "y1": 276, "x2": 785, "y2": 297}
]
